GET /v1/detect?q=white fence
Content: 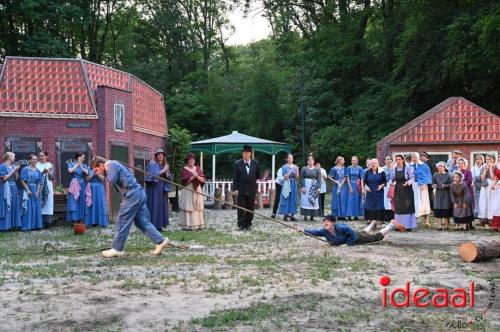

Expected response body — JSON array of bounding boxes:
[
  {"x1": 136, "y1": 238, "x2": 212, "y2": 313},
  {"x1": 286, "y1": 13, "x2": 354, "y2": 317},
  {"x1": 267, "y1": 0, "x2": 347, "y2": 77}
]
[{"x1": 202, "y1": 180, "x2": 275, "y2": 202}]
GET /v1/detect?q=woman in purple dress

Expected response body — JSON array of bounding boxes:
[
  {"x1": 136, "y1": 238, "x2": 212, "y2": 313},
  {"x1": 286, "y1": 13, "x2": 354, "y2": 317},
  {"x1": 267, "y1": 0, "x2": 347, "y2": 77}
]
[
  {"x1": 145, "y1": 149, "x2": 172, "y2": 231},
  {"x1": 457, "y1": 158, "x2": 474, "y2": 229}
]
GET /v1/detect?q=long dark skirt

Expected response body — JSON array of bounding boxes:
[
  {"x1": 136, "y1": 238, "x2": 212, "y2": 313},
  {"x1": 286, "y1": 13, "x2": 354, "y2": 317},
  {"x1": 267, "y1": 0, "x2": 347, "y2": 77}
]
[{"x1": 145, "y1": 182, "x2": 169, "y2": 229}]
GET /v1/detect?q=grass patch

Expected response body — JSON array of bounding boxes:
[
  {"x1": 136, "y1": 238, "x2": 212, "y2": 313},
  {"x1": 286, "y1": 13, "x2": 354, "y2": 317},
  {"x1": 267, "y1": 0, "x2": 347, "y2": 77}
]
[
  {"x1": 191, "y1": 294, "x2": 327, "y2": 329},
  {"x1": 309, "y1": 253, "x2": 340, "y2": 280},
  {"x1": 164, "y1": 228, "x2": 238, "y2": 245},
  {"x1": 191, "y1": 302, "x2": 284, "y2": 328}
]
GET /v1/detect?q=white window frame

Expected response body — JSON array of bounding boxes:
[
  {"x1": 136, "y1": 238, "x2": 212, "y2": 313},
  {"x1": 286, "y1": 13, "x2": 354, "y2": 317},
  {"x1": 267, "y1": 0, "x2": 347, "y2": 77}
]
[
  {"x1": 424, "y1": 151, "x2": 452, "y2": 163},
  {"x1": 114, "y1": 104, "x2": 125, "y2": 132},
  {"x1": 392, "y1": 151, "x2": 451, "y2": 161},
  {"x1": 470, "y1": 151, "x2": 498, "y2": 164}
]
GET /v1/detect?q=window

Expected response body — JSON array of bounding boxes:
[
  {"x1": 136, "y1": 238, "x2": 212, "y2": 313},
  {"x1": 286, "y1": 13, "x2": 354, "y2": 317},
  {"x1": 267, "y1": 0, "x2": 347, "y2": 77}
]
[
  {"x1": 134, "y1": 148, "x2": 151, "y2": 186},
  {"x1": 471, "y1": 151, "x2": 498, "y2": 164},
  {"x1": 393, "y1": 151, "x2": 451, "y2": 164},
  {"x1": 114, "y1": 104, "x2": 125, "y2": 131},
  {"x1": 425, "y1": 152, "x2": 451, "y2": 164},
  {"x1": 58, "y1": 141, "x2": 91, "y2": 188}
]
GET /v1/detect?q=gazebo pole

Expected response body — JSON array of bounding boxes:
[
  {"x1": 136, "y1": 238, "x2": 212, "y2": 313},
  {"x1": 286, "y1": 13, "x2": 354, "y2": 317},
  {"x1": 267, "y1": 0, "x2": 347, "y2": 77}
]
[
  {"x1": 212, "y1": 154, "x2": 216, "y2": 196},
  {"x1": 271, "y1": 154, "x2": 276, "y2": 189},
  {"x1": 200, "y1": 151, "x2": 204, "y2": 170}
]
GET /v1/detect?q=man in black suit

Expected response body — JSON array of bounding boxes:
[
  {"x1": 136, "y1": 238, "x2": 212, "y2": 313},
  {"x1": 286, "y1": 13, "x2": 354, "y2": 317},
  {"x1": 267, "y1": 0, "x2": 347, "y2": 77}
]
[{"x1": 233, "y1": 144, "x2": 260, "y2": 230}]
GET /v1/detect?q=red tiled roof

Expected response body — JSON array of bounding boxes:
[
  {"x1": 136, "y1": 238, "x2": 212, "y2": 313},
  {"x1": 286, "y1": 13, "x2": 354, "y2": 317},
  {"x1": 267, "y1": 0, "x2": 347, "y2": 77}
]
[
  {"x1": 131, "y1": 77, "x2": 167, "y2": 136},
  {"x1": 82, "y1": 61, "x2": 130, "y2": 94},
  {"x1": 379, "y1": 97, "x2": 500, "y2": 145},
  {"x1": 0, "y1": 57, "x2": 96, "y2": 117},
  {"x1": 0, "y1": 56, "x2": 167, "y2": 136}
]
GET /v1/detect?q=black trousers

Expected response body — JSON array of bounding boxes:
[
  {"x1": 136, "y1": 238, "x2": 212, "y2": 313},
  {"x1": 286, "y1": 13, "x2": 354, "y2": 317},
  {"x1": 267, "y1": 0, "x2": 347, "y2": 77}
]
[
  {"x1": 319, "y1": 193, "x2": 326, "y2": 216},
  {"x1": 354, "y1": 231, "x2": 384, "y2": 245},
  {"x1": 237, "y1": 193, "x2": 256, "y2": 229},
  {"x1": 427, "y1": 184, "x2": 434, "y2": 211},
  {"x1": 272, "y1": 183, "x2": 282, "y2": 215}
]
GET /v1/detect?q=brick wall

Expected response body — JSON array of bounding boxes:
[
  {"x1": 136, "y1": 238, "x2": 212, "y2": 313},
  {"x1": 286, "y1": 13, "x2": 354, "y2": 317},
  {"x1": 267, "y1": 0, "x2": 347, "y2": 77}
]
[{"x1": 0, "y1": 117, "x2": 97, "y2": 184}]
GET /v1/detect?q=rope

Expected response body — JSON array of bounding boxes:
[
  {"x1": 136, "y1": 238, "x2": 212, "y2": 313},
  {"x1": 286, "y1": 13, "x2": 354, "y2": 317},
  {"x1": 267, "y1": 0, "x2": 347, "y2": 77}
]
[{"x1": 103, "y1": 158, "x2": 336, "y2": 246}]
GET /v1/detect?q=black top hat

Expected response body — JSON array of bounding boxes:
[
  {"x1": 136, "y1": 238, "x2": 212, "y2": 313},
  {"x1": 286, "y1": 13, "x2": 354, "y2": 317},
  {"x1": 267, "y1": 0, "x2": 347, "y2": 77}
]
[
  {"x1": 243, "y1": 144, "x2": 253, "y2": 152},
  {"x1": 421, "y1": 152, "x2": 431, "y2": 160}
]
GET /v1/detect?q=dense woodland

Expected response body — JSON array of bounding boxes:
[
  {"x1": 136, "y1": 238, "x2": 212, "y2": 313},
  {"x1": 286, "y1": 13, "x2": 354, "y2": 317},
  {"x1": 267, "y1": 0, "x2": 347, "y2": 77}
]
[{"x1": 1, "y1": 0, "x2": 499, "y2": 170}]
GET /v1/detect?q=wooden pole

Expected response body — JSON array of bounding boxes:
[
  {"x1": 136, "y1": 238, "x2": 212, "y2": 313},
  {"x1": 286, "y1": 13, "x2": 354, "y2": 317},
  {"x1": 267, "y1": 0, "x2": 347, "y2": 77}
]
[{"x1": 458, "y1": 238, "x2": 500, "y2": 263}]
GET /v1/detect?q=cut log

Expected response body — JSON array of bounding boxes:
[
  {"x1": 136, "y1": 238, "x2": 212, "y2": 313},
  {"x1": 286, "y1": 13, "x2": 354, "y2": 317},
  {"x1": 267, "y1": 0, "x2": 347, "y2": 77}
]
[
  {"x1": 256, "y1": 191, "x2": 263, "y2": 209},
  {"x1": 224, "y1": 189, "x2": 233, "y2": 209},
  {"x1": 458, "y1": 238, "x2": 500, "y2": 263},
  {"x1": 214, "y1": 188, "x2": 223, "y2": 210}
]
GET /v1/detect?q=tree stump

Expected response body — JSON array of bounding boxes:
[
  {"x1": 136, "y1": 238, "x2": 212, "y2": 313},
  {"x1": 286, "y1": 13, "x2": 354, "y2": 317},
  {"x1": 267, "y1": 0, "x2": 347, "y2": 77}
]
[
  {"x1": 269, "y1": 188, "x2": 276, "y2": 210},
  {"x1": 458, "y1": 238, "x2": 500, "y2": 263},
  {"x1": 224, "y1": 189, "x2": 233, "y2": 209},
  {"x1": 256, "y1": 191, "x2": 263, "y2": 209},
  {"x1": 214, "y1": 188, "x2": 223, "y2": 210}
]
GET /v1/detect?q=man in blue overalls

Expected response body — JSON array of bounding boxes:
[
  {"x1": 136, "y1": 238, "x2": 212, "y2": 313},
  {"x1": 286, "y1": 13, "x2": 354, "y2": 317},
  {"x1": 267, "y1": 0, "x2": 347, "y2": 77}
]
[{"x1": 91, "y1": 157, "x2": 170, "y2": 258}]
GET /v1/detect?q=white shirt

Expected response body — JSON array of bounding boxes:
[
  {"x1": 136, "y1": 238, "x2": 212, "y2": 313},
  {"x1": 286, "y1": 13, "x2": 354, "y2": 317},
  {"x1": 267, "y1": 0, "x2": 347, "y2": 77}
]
[
  {"x1": 320, "y1": 168, "x2": 327, "y2": 193},
  {"x1": 276, "y1": 167, "x2": 284, "y2": 186}
]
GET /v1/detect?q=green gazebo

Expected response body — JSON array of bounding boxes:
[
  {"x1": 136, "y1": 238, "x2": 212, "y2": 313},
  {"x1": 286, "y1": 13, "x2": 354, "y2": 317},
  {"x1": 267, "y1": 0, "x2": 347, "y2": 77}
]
[{"x1": 190, "y1": 131, "x2": 291, "y2": 193}]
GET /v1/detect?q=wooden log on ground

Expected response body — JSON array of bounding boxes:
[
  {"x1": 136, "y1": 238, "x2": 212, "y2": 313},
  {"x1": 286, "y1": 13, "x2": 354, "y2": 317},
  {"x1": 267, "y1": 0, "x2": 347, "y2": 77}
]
[
  {"x1": 269, "y1": 188, "x2": 276, "y2": 210},
  {"x1": 224, "y1": 189, "x2": 233, "y2": 209},
  {"x1": 458, "y1": 238, "x2": 500, "y2": 263},
  {"x1": 214, "y1": 188, "x2": 223, "y2": 210}
]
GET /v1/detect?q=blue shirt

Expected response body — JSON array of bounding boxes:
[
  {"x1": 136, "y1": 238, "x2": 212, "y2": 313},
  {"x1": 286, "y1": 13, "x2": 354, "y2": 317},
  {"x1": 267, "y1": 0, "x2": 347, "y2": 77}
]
[
  {"x1": 106, "y1": 160, "x2": 140, "y2": 193},
  {"x1": 412, "y1": 163, "x2": 432, "y2": 185},
  {"x1": 304, "y1": 223, "x2": 358, "y2": 246}
]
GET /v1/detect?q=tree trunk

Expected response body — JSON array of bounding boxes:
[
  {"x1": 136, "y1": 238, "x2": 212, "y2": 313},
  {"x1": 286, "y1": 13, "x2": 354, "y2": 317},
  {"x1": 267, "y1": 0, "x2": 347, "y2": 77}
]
[{"x1": 458, "y1": 238, "x2": 500, "y2": 263}]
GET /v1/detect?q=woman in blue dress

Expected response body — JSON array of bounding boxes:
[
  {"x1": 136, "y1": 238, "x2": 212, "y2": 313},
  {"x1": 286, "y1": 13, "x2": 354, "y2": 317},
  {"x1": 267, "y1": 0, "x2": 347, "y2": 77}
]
[
  {"x1": 346, "y1": 156, "x2": 363, "y2": 220},
  {"x1": 363, "y1": 159, "x2": 386, "y2": 224},
  {"x1": 85, "y1": 169, "x2": 109, "y2": 227},
  {"x1": 0, "y1": 152, "x2": 22, "y2": 230},
  {"x1": 278, "y1": 154, "x2": 299, "y2": 221},
  {"x1": 145, "y1": 149, "x2": 172, "y2": 231},
  {"x1": 328, "y1": 156, "x2": 348, "y2": 220},
  {"x1": 20, "y1": 154, "x2": 43, "y2": 231},
  {"x1": 67, "y1": 152, "x2": 89, "y2": 223}
]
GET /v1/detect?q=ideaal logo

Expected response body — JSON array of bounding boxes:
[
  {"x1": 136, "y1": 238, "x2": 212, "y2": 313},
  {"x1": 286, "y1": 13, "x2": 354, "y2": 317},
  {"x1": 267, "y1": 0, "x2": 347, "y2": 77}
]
[
  {"x1": 380, "y1": 276, "x2": 496, "y2": 329},
  {"x1": 379, "y1": 275, "x2": 474, "y2": 308}
]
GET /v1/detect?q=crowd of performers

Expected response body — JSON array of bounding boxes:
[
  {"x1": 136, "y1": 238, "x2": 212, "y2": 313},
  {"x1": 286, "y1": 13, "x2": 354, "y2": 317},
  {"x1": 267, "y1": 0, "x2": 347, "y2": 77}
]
[
  {"x1": 272, "y1": 150, "x2": 500, "y2": 232},
  {"x1": 1, "y1": 147, "x2": 499, "y2": 237},
  {"x1": 0, "y1": 149, "x2": 206, "y2": 232}
]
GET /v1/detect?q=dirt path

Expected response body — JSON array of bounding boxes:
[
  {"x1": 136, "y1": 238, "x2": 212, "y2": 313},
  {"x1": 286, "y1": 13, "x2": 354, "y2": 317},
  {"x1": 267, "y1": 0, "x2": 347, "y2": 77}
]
[{"x1": 0, "y1": 209, "x2": 498, "y2": 331}]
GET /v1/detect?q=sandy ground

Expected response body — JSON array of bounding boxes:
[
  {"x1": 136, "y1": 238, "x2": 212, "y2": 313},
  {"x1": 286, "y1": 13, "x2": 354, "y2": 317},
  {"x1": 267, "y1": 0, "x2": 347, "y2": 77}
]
[{"x1": 0, "y1": 208, "x2": 499, "y2": 332}]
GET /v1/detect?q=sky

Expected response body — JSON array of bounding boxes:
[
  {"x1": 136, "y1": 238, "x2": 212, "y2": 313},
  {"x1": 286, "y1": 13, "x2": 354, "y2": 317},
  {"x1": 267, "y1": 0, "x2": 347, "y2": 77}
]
[{"x1": 226, "y1": 4, "x2": 272, "y2": 46}]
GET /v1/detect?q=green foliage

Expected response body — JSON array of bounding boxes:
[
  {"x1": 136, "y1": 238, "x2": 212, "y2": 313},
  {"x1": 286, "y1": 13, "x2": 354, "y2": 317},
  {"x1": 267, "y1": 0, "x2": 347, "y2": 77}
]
[
  {"x1": 166, "y1": 124, "x2": 192, "y2": 182},
  {"x1": 1, "y1": 0, "x2": 499, "y2": 167}
]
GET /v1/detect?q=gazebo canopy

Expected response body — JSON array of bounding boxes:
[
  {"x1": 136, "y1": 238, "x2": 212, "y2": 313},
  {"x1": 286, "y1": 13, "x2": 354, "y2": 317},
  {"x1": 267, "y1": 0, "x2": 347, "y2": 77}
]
[{"x1": 190, "y1": 131, "x2": 291, "y2": 155}]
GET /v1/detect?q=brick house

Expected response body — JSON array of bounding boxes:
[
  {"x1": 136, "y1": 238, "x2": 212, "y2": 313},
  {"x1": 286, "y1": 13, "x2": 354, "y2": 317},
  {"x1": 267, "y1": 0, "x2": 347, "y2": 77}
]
[
  {"x1": 377, "y1": 97, "x2": 500, "y2": 164},
  {"x1": 0, "y1": 56, "x2": 167, "y2": 219}
]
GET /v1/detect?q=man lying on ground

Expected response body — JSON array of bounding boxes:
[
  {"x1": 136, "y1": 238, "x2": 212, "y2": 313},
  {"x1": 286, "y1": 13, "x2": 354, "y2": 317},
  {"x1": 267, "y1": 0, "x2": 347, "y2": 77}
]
[{"x1": 294, "y1": 215, "x2": 405, "y2": 246}]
